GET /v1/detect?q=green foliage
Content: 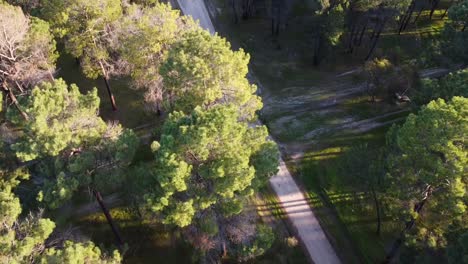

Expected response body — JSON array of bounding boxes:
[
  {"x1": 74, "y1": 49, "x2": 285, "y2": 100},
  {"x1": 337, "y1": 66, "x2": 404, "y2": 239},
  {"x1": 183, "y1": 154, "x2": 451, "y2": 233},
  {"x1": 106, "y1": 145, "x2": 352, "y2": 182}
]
[
  {"x1": 118, "y1": 2, "x2": 190, "y2": 82},
  {"x1": 0, "y1": 169, "x2": 29, "y2": 227},
  {"x1": 339, "y1": 143, "x2": 384, "y2": 189},
  {"x1": 0, "y1": 167, "x2": 120, "y2": 263},
  {"x1": 160, "y1": 30, "x2": 262, "y2": 119},
  {"x1": 250, "y1": 141, "x2": 280, "y2": 188},
  {"x1": 324, "y1": 4, "x2": 345, "y2": 46},
  {"x1": 42, "y1": 0, "x2": 122, "y2": 79},
  {"x1": 116, "y1": 2, "x2": 196, "y2": 111},
  {"x1": 38, "y1": 126, "x2": 139, "y2": 209},
  {"x1": 41, "y1": 241, "x2": 121, "y2": 264},
  {"x1": 447, "y1": 231, "x2": 468, "y2": 264},
  {"x1": 37, "y1": 171, "x2": 80, "y2": 209},
  {"x1": 239, "y1": 224, "x2": 275, "y2": 260},
  {"x1": 442, "y1": 0, "x2": 468, "y2": 64},
  {"x1": 142, "y1": 105, "x2": 278, "y2": 227},
  {"x1": 386, "y1": 97, "x2": 468, "y2": 250},
  {"x1": 416, "y1": 69, "x2": 468, "y2": 105},
  {"x1": 364, "y1": 58, "x2": 396, "y2": 100},
  {"x1": 9, "y1": 78, "x2": 106, "y2": 161}
]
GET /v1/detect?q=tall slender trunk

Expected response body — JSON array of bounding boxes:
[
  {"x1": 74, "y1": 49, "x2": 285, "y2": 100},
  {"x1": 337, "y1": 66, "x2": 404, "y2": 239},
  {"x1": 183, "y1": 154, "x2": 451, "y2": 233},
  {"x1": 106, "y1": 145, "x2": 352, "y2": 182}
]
[
  {"x1": 99, "y1": 61, "x2": 117, "y2": 111},
  {"x1": 401, "y1": 2, "x2": 416, "y2": 33},
  {"x1": 366, "y1": 18, "x2": 386, "y2": 61},
  {"x1": 413, "y1": 7, "x2": 423, "y2": 24},
  {"x1": 313, "y1": 32, "x2": 322, "y2": 66},
  {"x1": 274, "y1": 5, "x2": 280, "y2": 36},
  {"x1": 347, "y1": 22, "x2": 357, "y2": 53},
  {"x1": 371, "y1": 187, "x2": 381, "y2": 235},
  {"x1": 232, "y1": 0, "x2": 238, "y2": 24},
  {"x1": 93, "y1": 189, "x2": 124, "y2": 246},
  {"x1": 441, "y1": 0, "x2": 454, "y2": 19},
  {"x1": 103, "y1": 77, "x2": 117, "y2": 111},
  {"x1": 357, "y1": 21, "x2": 368, "y2": 46},
  {"x1": 399, "y1": 0, "x2": 416, "y2": 34},
  {"x1": 2, "y1": 83, "x2": 28, "y2": 120},
  {"x1": 429, "y1": 0, "x2": 440, "y2": 20}
]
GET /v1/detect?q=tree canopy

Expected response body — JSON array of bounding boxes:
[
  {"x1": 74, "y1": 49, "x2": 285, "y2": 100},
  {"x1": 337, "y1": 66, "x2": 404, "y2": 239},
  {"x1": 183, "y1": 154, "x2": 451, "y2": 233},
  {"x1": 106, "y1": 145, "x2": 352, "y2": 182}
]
[
  {"x1": 386, "y1": 97, "x2": 467, "y2": 251},
  {"x1": 0, "y1": 168, "x2": 121, "y2": 263},
  {"x1": 141, "y1": 105, "x2": 278, "y2": 227},
  {"x1": 9, "y1": 78, "x2": 106, "y2": 161},
  {"x1": 160, "y1": 30, "x2": 262, "y2": 119},
  {"x1": 0, "y1": 1, "x2": 56, "y2": 93},
  {"x1": 115, "y1": 2, "x2": 196, "y2": 113},
  {"x1": 442, "y1": 0, "x2": 468, "y2": 63},
  {"x1": 416, "y1": 69, "x2": 468, "y2": 105}
]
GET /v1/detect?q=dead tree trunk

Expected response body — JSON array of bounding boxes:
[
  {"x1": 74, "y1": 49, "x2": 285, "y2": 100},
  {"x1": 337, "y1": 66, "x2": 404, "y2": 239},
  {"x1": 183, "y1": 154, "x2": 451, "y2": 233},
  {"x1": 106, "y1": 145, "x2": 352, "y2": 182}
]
[
  {"x1": 92, "y1": 189, "x2": 124, "y2": 246},
  {"x1": 2, "y1": 83, "x2": 28, "y2": 120}
]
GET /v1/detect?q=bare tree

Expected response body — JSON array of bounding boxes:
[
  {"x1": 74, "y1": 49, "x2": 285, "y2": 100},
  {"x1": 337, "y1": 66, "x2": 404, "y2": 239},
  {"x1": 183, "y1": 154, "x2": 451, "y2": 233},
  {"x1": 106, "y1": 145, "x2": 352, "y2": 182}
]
[{"x1": 0, "y1": 2, "x2": 56, "y2": 117}]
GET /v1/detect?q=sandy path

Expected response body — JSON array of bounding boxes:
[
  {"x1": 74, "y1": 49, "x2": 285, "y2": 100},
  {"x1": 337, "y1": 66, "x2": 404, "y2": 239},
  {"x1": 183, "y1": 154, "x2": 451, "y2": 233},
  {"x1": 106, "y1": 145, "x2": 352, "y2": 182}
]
[{"x1": 270, "y1": 159, "x2": 341, "y2": 264}]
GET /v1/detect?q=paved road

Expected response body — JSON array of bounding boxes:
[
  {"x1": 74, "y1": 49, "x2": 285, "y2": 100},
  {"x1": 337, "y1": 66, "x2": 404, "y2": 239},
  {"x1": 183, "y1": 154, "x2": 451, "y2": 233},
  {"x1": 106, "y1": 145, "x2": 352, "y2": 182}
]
[
  {"x1": 177, "y1": 0, "x2": 215, "y2": 34},
  {"x1": 270, "y1": 159, "x2": 341, "y2": 264}
]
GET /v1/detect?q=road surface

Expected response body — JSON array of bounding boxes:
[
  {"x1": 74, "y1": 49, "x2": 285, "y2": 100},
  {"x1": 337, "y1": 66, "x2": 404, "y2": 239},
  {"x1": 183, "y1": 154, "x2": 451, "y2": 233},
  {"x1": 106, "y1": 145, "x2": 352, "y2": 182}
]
[
  {"x1": 270, "y1": 159, "x2": 341, "y2": 264},
  {"x1": 177, "y1": 0, "x2": 215, "y2": 34}
]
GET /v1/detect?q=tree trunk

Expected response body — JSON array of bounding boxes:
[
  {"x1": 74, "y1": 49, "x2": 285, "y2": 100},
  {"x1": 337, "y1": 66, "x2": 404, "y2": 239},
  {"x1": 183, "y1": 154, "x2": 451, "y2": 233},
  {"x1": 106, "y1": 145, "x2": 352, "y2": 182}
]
[
  {"x1": 383, "y1": 186, "x2": 433, "y2": 263},
  {"x1": 242, "y1": 0, "x2": 253, "y2": 19},
  {"x1": 347, "y1": 22, "x2": 357, "y2": 53},
  {"x1": 92, "y1": 189, "x2": 124, "y2": 246},
  {"x1": 232, "y1": 0, "x2": 238, "y2": 24},
  {"x1": 98, "y1": 61, "x2": 117, "y2": 111},
  {"x1": 371, "y1": 187, "x2": 381, "y2": 236},
  {"x1": 2, "y1": 83, "x2": 28, "y2": 120},
  {"x1": 441, "y1": 0, "x2": 454, "y2": 19},
  {"x1": 413, "y1": 7, "x2": 423, "y2": 24},
  {"x1": 313, "y1": 32, "x2": 322, "y2": 66},
  {"x1": 366, "y1": 19, "x2": 386, "y2": 61},
  {"x1": 103, "y1": 77, "x2": 117, "y2": 111},
  {"x1": 401, "y1": 1, "x2": 416, "y2": 33},
  {"x1": 156, "y1": 102, "x2": 162, "y2": 116},
  {"x1": 399, "y1": 0, "x2": 416, "y2": 34},
  {"x1": 357, "y1": 20, "x2": 368, "y2": 46},
  {"x1": 429, "y1": 0, "x2": 440, "y2": 20}
]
